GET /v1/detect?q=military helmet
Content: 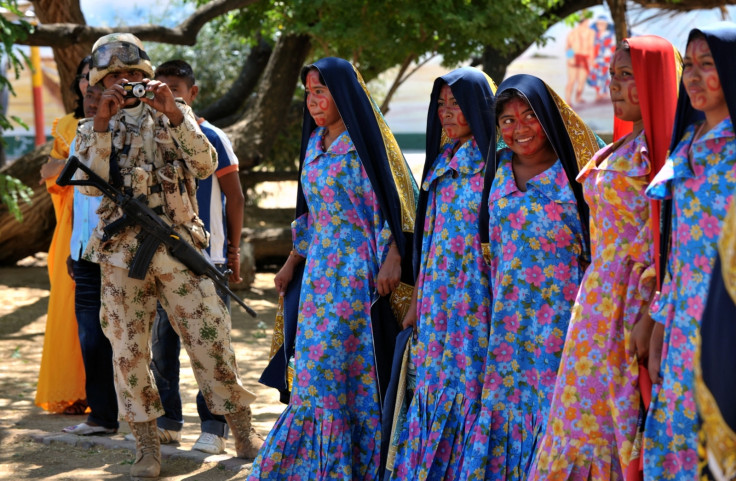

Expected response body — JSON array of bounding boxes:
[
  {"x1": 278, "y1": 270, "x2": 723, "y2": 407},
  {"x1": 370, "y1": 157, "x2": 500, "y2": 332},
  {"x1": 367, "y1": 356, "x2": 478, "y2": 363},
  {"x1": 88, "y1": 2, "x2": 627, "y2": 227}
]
[{"x1": 89, "y1": 33, "x2": 154, "y2": 86}]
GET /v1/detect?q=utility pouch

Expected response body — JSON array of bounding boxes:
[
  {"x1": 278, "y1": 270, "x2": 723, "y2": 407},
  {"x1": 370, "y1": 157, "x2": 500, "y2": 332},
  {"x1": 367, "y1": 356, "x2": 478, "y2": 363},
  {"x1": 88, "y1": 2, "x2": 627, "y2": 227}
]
[{"x1": 157, "y1": 161, "x2": 196, "y2": 225}]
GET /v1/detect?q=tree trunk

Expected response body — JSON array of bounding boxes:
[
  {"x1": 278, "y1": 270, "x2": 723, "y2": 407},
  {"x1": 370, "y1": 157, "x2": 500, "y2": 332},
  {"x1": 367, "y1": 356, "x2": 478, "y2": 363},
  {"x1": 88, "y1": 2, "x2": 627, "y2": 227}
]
[
  {"x1": 606, "y1": 0, "x2": 629, "y2": 43},
  {"x1": 479, "y1": 46, "x2": 518, "y2": 84},
  {"x1": 226, "y1": 33, "x2": 311, "y2": 170},
  {"x1": 0, "y1": 142, "x2": 55, "y2": 265},
  {"x1": 31, "y1": 0, "x2": 91, "y2": 113}
]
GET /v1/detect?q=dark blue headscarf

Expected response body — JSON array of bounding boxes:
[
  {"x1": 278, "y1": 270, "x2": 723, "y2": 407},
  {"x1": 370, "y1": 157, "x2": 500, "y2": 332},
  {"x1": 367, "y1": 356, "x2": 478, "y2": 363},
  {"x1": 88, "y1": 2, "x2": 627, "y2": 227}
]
[
  {"x1": 260, "y1": 57, "x2": 418, "y2": 412},
  {"x1": 295, "y1": 57, "x2": 417, "y2": 260},
  {"x1": 479, "y1": 74, "x2": 603, "y2": 254},
  {"x1": 660, "y1": 22, "x2": 736, "y2": 282},
  {"x1": 413, "y1": 66, "x2": 496, "y2": 278}
]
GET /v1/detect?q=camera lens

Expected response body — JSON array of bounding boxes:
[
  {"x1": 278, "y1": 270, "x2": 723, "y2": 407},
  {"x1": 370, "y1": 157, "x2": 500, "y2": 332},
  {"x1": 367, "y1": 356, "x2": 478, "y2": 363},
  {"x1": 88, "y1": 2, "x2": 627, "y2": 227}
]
[{"x1": 132, "y1": 83, "x2": 146, "y2": 98}]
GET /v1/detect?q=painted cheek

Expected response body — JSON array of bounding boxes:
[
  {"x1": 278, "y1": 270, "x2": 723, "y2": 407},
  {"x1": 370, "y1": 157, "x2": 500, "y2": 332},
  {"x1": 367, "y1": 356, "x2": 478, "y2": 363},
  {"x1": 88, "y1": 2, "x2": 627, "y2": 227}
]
[
  {"x1": 456, "y1": 111, "x2": 469, "y2": 127},
  {"x1": 626, "y1": 84, "x2": 639, "y2": 105},
  {"x1": 705, "y1": 74, "x2": 722, "y2": 92},
  {"x1": 500, "y1": 123, "x2": 515, "y2": 146}
]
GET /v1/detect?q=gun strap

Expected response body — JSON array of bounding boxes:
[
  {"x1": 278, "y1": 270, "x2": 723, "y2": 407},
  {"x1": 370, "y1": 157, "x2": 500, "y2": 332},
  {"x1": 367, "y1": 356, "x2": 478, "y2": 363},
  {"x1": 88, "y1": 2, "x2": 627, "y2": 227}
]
[{"x1": 129, "y1": 233, "x2": 162, "y2": 280}]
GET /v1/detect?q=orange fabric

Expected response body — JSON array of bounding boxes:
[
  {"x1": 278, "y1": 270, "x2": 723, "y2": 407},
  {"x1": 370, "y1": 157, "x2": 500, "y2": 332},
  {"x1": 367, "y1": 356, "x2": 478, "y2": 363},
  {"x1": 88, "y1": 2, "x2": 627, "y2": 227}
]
[{"x1": 34, "y1": 115, "x2": 86, "y2": 413}]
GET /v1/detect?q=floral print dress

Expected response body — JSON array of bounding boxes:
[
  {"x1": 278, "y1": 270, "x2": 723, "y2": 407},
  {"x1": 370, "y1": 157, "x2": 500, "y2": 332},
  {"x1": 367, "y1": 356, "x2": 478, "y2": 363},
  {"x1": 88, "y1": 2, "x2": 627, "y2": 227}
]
[
  {"x1": 390, "y1": 139, "x2": 492, "y2": 480},
  {"x1": 643, "y1": 118, "x2": 736, "y2": 481},
  {"x1": 467, "y1": 149, "x2": 586, "y2": 480},
  {"x1": 529, "y1": 132, "x2": 656, "y2": 480},
  {"x1": 248, "y1": 128, "x2": 392, "y2": 481}
]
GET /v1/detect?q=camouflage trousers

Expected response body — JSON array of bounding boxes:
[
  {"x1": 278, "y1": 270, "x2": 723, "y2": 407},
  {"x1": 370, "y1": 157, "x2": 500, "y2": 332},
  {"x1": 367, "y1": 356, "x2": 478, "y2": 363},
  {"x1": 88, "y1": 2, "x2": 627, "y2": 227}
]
[{"x1": 99, "y1": 254, "x2": 256, "y2": 423}]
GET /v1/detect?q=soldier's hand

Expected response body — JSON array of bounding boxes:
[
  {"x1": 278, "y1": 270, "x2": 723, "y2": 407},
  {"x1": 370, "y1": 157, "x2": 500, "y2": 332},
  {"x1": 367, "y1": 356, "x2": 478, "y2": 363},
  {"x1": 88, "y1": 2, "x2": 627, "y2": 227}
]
[{"x1": 141, "y1": 79, "x2": 184, "y2": 126}]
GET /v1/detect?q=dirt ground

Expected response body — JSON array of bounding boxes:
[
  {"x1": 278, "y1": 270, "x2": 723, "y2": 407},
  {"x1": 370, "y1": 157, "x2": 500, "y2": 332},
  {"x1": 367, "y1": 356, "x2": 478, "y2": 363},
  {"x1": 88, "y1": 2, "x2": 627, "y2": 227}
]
[{"x1": 0, "y1": 256, "x2": 285, "y2": 480}]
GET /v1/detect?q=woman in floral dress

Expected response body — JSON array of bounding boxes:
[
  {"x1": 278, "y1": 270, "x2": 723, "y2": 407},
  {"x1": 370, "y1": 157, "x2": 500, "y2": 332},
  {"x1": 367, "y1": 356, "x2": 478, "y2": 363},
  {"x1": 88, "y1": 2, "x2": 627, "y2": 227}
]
[
  {"x1": 528, "y1": 35, "x2": 681, "y2": 481},
  {"x1": 248, "y1": 57, "x2": 417, "y2": 480},
  {"x1": 643, "y1": 22, "x2": 736, "y2": 481},
  {"x1": 468, "y1": 74, "x2": 603, "y2": 480},
  {"x1": 389, "y1": 66, "x2": 496, "y2": 481}
]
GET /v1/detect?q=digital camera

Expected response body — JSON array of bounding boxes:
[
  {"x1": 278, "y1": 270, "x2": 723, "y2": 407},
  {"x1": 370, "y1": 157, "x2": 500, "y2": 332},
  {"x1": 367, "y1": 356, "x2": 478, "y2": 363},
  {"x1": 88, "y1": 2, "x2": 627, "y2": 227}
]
[{"x1": 122, "y1": 82, "x2": 152, "y2": 99}]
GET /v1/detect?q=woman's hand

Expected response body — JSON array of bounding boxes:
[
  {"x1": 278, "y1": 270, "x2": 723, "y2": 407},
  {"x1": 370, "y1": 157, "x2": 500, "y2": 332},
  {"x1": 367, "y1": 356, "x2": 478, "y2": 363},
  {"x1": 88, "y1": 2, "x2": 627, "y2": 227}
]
[
  {"x1": 39, "y1": 157, "x2": 66, "y2": 184},
  {"x1": 648, "y1": 322, "x2": 666, "y2": 384},
  {"x1": 377, "y1": 243, "x2": 401, "y2": 297},
  {"x1": 630, "y1": 309, "x2": 655, "y2": 361},
  {"x1": 274, "y1": 251, "x2": 303, "y2": 296}
]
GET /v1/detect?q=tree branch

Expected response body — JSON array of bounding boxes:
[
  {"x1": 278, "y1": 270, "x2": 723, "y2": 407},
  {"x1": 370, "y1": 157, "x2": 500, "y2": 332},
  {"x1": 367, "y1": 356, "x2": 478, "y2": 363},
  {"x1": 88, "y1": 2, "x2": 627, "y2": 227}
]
[
  {"x1": 18, "y1": 0, "x2": 259, "y2": 46},
  {"x1": 197, "y1": 37, "x2": 272, "y2": 122}
]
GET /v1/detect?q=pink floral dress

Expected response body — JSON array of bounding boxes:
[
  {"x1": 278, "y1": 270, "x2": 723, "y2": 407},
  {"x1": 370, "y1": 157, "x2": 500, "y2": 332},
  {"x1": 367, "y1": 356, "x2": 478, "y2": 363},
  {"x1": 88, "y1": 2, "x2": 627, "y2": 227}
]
[{"x1": 528, "y1": 132, "x2": 656, "y2": 480}]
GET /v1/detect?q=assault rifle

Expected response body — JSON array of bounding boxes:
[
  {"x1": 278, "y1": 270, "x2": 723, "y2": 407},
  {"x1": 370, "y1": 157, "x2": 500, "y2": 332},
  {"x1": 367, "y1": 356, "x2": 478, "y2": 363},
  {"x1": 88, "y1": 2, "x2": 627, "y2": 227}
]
[{"x1": 57, "y1": 156, "x2": 257, "y2": 317}]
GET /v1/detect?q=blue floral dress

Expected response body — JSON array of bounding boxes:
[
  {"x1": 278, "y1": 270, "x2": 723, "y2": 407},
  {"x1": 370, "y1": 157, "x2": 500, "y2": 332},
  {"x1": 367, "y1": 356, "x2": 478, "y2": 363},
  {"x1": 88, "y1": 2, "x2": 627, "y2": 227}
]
[
  {"x1": 468, "y1": 149, "x2": 586, "y2": 480},
  {"x1": 643, "y1": 118, "x2": 736, "y2": 480},
  {"x1": 248, "y1": 128, "x2": 392, "y2": 480},
  {"x1": 390, "y1": 139, "x2": 492, "y2": 480}
]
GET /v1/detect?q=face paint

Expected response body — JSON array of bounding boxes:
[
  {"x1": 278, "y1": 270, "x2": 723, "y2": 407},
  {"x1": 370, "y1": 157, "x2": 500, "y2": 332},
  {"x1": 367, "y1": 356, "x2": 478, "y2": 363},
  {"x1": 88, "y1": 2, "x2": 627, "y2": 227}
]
[
  {"x1": 683, "y1": 37, "x2": 726, "y2": 115},
  {"x1": 498, "y1": 97, "x2": 551, "y2": 160},
  {"x1": 305, "y1": 69, "x2": 342, "y2": 129},
  {"x1": 608, "y1": 49, "x2": 642, "y2": 123},
  {"x1": 437, "y1": 84, "x2": 472, "y2": 144}
]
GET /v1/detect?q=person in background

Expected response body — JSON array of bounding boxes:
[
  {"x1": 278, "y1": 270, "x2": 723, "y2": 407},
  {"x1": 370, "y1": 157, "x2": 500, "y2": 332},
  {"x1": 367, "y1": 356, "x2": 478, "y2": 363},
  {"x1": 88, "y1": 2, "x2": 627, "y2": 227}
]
[
  {"x1": 588, "y1": 16, "x2": 616, "y2": 103},
  {"x1": 35, "y1": 56, "x2": 91, "y2": 415},
  {"x1": 565, "y1": 15, "x2": 594, "y2": 105},
  {"x1": 248, "y1": 57, "x2": 418, "y2": 481},
  {"x1": 643, "y1": 22, "x2": 736, "y2": 481},
  {"x1": 389, "y1": 66, "x2": 496, "y2": 480},
  {"x1": 61, "y1": 81, "x2": 120, "y2": 436},
  {"x1": 137, "y1": 59, "x2": 245, "y2": 455},
  {"x1": 469, "y1": 73, "x2": 604, "y2": 480},
  {"x1": 528, "y1": 35, "x2": 681, "y2": 480}
]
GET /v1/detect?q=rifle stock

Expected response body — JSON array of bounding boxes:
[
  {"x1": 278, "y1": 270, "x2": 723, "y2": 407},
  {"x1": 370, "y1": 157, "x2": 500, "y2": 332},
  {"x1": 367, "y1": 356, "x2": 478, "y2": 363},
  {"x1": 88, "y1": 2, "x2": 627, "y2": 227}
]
[{"x1": 57, "y1": 156, "x2": 257, "y2": 318}]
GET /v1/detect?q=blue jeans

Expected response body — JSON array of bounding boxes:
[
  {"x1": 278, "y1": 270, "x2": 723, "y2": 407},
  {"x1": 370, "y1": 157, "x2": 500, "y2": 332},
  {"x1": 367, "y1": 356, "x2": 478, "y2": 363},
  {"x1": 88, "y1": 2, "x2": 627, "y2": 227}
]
[
  {"x1": 151, "y1": 264, "x2": 230, "y2": 437},
  {"x1": 72, "y1": 259, "x2": 118, "y2": 429}
]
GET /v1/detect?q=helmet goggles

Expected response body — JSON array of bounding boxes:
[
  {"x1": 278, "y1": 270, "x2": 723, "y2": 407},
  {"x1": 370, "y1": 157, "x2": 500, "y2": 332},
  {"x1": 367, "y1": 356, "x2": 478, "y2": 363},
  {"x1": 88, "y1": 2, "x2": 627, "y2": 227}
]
[{"x1": 92, "y1": 41, "x2": 151, "y2": 69}]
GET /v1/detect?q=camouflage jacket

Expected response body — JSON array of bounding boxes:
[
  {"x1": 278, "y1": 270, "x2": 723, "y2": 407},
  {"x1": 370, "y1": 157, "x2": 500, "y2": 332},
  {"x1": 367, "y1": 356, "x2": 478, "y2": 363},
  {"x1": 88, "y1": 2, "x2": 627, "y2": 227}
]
[{"x1": 75, "y1": 100, "x2": 217, "y2": 271}]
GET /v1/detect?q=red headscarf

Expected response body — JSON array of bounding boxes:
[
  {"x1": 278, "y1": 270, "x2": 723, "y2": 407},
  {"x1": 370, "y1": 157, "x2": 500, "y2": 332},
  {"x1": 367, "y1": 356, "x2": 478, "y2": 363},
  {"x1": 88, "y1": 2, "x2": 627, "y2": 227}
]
[{"x1": 627, "y1": 35, "x2": 682, "y2": 289}]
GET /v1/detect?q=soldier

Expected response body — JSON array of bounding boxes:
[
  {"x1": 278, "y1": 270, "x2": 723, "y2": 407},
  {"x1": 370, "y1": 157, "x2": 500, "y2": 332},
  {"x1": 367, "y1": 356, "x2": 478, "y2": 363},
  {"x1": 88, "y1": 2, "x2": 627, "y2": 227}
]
[{"x1": 74, "y1": 33, "x2": 262, "y2": 478}]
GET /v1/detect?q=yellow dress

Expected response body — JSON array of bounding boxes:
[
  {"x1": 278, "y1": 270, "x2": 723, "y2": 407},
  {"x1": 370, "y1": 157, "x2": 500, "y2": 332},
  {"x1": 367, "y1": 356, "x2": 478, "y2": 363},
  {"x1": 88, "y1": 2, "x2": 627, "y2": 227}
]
[{"x1": 34, "y1": 113, "x2": 87, "y2": 413}]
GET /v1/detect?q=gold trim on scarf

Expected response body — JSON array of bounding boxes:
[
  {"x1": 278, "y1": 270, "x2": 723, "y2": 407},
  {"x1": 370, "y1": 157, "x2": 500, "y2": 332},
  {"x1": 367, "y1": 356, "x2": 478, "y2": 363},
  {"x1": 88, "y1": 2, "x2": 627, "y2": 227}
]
[
  {"x1": 354, "y1": 66, "x2": 417, "y2": 233},
  {"x1": 719, "y1": 195, "x2": 736, "y2": 303},
  {"x1": 695, "y1": 332, "x2": 736, "y2": 480},
  {"x1": 545, "y1": 85, "x2": 602, "y2": 170},
  {"x1": 389, "y1": 282, "x2": 414, "y2": 325}
]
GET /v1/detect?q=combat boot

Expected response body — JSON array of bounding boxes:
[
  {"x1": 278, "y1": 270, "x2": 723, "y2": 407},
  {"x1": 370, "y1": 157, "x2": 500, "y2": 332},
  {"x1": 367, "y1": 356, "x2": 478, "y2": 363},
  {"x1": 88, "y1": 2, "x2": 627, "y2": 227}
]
[
  {"x1": 129, "y1": 420, "x2": 161, "y2": 478},
  {"x1": 224, "y1": 406, "x2": 265, "y2": 459}
]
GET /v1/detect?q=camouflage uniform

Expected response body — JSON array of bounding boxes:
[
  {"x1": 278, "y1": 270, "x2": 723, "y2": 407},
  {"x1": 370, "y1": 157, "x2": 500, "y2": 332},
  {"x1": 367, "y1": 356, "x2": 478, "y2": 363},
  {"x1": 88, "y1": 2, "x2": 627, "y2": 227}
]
[{"x1": 76, "y1": 100, "x2": 256, "y2": 422}]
